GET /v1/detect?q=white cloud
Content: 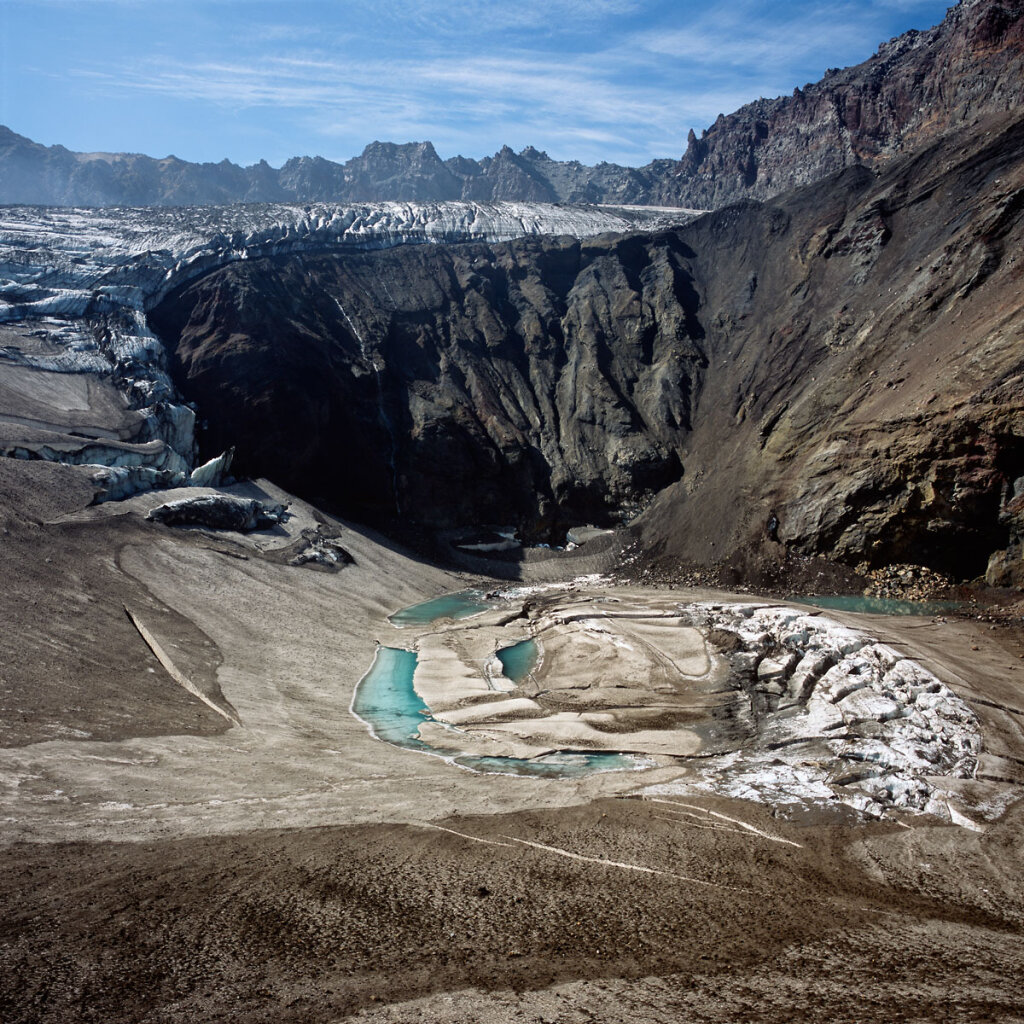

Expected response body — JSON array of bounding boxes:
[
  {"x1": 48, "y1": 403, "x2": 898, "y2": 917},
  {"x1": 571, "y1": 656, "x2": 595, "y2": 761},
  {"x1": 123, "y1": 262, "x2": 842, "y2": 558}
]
[
  {"x1": 52, "y1": 0, "x2": 955, "y2": 165},
  {"x1": 370, "y1": 0, "x2": 641, "y2": 33},
  {"x1": 68, "y1": 44, "x2": 699, "y2": 163}
]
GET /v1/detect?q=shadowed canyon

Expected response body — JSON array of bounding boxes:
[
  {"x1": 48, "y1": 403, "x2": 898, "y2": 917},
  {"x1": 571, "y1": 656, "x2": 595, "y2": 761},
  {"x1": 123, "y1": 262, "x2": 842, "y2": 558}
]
[{"x1": 151, "y1": 107, "x2": 1024, "y2": 582}]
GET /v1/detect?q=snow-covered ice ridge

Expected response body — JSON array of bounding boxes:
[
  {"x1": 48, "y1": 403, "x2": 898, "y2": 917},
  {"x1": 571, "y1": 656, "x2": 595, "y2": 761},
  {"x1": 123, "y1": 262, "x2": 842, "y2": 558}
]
[
  {"x1": 0, "y1": 201, "x2": 692, "y2": 497},
  {"x1": 648, "y1": 603, "x2": 984, "y2": 826},
  {"x1": 0, "y1": 201, "x2": 691, "y2": 322}
]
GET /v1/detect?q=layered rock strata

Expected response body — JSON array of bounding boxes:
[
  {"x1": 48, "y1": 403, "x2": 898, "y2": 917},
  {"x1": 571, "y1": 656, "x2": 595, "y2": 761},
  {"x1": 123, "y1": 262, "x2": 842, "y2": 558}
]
[
  {"x1": 150, "y1": 109, "x2": 1024, "y2": 576},
  {"x1": 635, "y1": 108, "x2": 1024, "y2": 579},
  {"x1": 655, "y1": 0, "x2": 1024, "y2": 208},
  {"x1": 149, "y1": 231, "x2": 703, "y2": 537},
  {"x1": 0, "y1": 202, "x2": 683, "y2": 504}
]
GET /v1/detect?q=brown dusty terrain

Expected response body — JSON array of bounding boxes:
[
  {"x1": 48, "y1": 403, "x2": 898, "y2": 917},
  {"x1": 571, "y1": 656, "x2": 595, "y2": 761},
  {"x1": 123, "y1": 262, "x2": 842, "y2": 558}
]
[
  {"x1": 3, "y1": 7, "x2": 1024, "y2": 1015},
  {"x1": 2, "y1": 797, "x2": 1024, "y2": 1024},
  {"x1": 0, "y1": 461, "x2": 1023, "y2": 1023}
]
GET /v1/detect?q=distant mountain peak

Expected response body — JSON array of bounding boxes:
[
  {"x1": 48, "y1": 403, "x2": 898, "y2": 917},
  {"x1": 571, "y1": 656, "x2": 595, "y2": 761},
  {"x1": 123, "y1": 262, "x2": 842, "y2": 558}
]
[{"x1": 0, "y1": 0, "x2": 1019, "y2": 208}]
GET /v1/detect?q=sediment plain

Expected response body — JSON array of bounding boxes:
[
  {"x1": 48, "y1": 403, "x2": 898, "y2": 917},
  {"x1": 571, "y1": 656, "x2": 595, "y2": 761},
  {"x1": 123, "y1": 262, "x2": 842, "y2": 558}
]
[{"x1": 1, "y1": 460, "x2": 1023, "y2": 1023}]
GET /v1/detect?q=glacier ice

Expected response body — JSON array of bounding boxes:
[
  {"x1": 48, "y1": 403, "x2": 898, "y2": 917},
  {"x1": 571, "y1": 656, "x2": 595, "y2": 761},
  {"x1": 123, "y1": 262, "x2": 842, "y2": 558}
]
[
  {"x1": 0, "y1": 201, "x2": 687, "y2": 499},
  {"x1": 652, "y1": 603, "x2": 984, "y2": 824}
]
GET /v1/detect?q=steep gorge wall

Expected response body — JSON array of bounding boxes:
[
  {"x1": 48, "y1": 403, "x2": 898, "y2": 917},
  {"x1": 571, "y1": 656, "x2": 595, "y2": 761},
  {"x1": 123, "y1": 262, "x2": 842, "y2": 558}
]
[
  {"x1": 150, "y1": 109, "x2": 1024, "y2": 577},
  {"x1": 640, "y1": 110, "x2": 1024, "y2": 578},
  {"x1": 149, "y1": 234, "x2": 706, "y2": 538}
]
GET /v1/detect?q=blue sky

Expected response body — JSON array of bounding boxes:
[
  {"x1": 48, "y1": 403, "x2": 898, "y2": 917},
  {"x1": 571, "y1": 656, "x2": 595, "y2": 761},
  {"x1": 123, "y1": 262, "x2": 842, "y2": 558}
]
[{"x1": 0, "y1": 0, "x2": 955, "y2": 167}]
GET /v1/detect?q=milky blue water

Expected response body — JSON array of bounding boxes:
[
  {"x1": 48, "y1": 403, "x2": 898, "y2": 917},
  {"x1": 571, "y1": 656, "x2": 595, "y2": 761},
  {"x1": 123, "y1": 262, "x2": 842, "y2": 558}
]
[
  {"x1": 351, "y1": 646, "x2": 432, "y2": 751},
  {"x1": 495, "y1": 638, "x2": 539, "y2": 683},
  {"x1": 354, "y1": 643, "x2": 638, "y2": 778},
  {"x1": 790, "y1": 594, "x2": 963, "y2": 616},
  {"x1": 388, "y1": 590, "x2": 495, "y2": 627}
]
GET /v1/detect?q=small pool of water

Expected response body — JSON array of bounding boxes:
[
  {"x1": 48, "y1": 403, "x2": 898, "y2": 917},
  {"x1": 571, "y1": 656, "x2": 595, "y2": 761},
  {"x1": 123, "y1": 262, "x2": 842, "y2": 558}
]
[
  {"x1": 351, "y1": 647, "x2": 430, "y2": 750},
  {"x1": 388, "y1": 590, "x2": 495, "y2": 627},
  {"x1": 353, "y1": 645, "x2": 638, "y2": 778},
  {"x1": 462, "y1": 752, "x2": 638, "y2": 777},
  {"x1": 790, "y1": 594, "x2": 963, "y2": 616},
  {"x1": 495, "y1": 639, "x2": 539, "y2": 683}
]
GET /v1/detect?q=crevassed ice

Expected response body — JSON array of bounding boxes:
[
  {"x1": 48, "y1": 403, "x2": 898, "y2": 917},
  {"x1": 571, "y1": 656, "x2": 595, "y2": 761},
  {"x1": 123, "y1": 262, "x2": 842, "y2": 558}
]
[{"x1": 0, "y1": 201, "x2": 693, "y2": 498}]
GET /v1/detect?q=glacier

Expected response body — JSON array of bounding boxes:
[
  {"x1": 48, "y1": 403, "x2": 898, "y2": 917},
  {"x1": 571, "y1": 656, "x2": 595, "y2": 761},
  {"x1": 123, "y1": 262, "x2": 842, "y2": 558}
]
[
  {"x1": 0, "y1": 201, "x2": 693, "y2": 323},
  {"x1": 0, "y1": 201, "x2": 696, "y2": 498}
]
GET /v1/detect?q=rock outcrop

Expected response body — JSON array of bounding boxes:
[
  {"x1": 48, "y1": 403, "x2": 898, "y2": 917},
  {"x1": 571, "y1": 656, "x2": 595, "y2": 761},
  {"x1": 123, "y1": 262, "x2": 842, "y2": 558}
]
[
  {"x1": 654, "y1": 0, "x2": 1024, "y2": 208},
  {"x1": 634, "y1": 107, "x2": 1024, "y2": 580},
  {"x1": 0, "y1": 201, "x2": 681, "y2": 505},
  {"x1": 150, "y1": 106, "x2": 1024, "y2": 577},
  {"x1": 146, "y1": 495, "x2": 287, "y2": 530},
  {"x1": 149, "y1": 232, "x2": 702, "y2": 538},
  {"x1": 986, "y1": 487, "x2": 1024, "y2": 585}
]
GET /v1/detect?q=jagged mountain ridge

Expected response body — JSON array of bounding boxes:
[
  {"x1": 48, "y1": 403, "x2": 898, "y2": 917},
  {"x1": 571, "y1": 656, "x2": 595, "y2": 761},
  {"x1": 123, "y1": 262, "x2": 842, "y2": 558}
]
[
  {"x1": 2, "y1": 0, "x2": 1021, "y2": 209},
  {"x1": 654, "y1": 0, "x2": 1024, "y2": 207},
  {"x1": 149, "y1": 107, "x2": 1024, "y2": 579},
  {"x1": 0, "y1": 126, "x2": 676, "y2": 208}
]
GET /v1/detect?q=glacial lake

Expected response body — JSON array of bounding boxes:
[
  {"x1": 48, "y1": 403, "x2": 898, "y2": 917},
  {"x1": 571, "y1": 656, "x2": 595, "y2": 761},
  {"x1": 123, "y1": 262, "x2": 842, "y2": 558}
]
[
  {"x1": 357, "y1": 592, "x2": 639, "y2": 778},
  {"x1": 388, "y1": 590, "x2": 495, "y2": 627},
  {"x1": 495, "y1": 638, "x2": 539, "y2": 683},
  {"x1": 791, "y1": 594, "x2": 963, "y2": 616}
]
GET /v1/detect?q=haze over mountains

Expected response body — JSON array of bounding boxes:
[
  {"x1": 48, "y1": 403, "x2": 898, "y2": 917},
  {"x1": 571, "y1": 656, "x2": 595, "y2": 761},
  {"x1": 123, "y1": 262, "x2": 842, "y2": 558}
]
[{"x1": 2, "y1": 0, "x2": 1022, "y2": 210}]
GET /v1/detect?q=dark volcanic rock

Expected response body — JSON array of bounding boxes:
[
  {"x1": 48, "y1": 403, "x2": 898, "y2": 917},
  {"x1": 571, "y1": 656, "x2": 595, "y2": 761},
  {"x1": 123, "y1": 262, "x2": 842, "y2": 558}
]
[
  {"x1": 654, "y1": 0, "x2": 1024, "y2": 208},
  {"x1": 635, "y1": 109, "x2": 1024, "y2": 580},
  {"x1": 986, "y1": 490, "x2": 1024, "y2": 585},
  {"x1": 150, "y1": 107, "x2": 1024, "y2": 578},
  {"x1": 146, "y1": 495, "x2": 288, "y2": 531},
  {"x1": 149, "y1": 234, "x2": 700, "y2": 540}
]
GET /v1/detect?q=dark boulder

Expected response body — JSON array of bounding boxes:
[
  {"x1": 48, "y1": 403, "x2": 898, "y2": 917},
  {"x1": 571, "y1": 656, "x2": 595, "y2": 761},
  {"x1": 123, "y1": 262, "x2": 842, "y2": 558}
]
[{"x1": 146, "y1": 496, "x2": 288, "y2": 531}]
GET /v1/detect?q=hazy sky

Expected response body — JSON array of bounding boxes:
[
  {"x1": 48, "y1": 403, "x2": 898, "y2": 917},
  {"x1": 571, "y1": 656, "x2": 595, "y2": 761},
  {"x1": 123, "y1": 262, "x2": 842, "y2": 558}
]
[{"x1": 0, "y1": 0, "x2": 955, "y2": 167}]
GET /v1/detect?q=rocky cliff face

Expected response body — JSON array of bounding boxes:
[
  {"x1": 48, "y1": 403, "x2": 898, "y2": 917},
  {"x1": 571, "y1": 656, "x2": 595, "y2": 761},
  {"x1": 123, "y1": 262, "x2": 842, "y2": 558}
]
[
  {"x1": 149, "y1": 233, "x2": 703, "y2": 538},
  {"x1": 638, "y1": 107, "x2": 1024, "y2": 580},
  {"x1": 0, "y1": 200, "x2": 681, "y2": 508},
  {"x1": 655, "y1": 0, "x2": 1024, "y2": 209},
  {"x1": 5, "y1": 1, "x2": 1020, "y2": 210},
  {"x1": 149, "y1": 106, "x2": 1024, "y2": 578}
]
